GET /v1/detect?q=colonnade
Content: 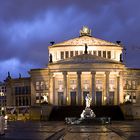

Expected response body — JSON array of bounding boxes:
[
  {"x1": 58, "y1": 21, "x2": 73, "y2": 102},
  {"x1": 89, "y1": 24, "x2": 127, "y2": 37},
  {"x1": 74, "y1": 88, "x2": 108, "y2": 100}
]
[{"x1": 50, "y1": 71, "x2": 121, "y2": 106}]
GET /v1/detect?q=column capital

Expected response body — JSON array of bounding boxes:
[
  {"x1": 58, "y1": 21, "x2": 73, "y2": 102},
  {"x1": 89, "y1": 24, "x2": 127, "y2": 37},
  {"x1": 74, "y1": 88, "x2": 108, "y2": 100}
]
[
  {"x1": 118, "y1": 71, "x2": 123, "y2": 76},
  {"x1": 49, "y1": 72, "x2": 54, "y2": 77},
  {"x1": 77, "y1": 71, "x2": 82, "y2": 75},
  {"x1": 105, "y1": 71, "x2": 110, "y2": 75},
  {"x1": 91, "y1": 71, "x2": 96, "y2": 75},
  {"x1": 62, "y1": 71, "x2": 67, "y2": 75}
]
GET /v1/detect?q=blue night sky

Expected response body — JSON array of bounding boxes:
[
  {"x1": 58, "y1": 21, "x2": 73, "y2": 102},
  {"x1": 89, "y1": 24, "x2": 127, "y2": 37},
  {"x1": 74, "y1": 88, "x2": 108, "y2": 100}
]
[{"x1": 0, "y1": 0, "x2": 140, "y2": 81}]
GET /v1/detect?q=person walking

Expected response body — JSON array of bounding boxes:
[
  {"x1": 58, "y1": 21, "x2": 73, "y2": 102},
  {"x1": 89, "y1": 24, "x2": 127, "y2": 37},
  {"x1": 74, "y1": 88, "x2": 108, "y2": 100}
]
[{"x1": 0, "y1": 114, "x2": 5, "y2": 136}]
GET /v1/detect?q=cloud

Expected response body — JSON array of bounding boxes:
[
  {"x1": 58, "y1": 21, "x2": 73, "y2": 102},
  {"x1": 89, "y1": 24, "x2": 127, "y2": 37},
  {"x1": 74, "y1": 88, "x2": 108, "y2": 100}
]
[
  {"x1": 0, "y1": 0, "x2": 140, "y2": 81},
  {"x1": 0, "y1": 58, "x2": 38, "y2": 81}
]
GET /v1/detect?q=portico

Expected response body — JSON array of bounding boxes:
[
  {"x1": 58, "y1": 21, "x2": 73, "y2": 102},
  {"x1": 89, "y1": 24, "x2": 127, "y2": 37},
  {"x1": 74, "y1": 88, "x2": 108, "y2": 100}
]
[{"x1": 49, "y1": 69, "x2": 122, "y2": 106}]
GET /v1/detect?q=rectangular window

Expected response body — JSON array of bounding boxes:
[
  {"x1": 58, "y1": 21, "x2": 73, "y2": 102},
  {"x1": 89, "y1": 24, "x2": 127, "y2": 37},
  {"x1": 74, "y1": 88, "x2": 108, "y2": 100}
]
[
  {"x1": 15, "y1": 87, "x2": 18, "y2": 95},
  {"x1": 132, "y1": 81, "x2": 136, "y2": 89},
  {"x1": 36, "y1": 93, "x2": 40, "y2": 103},
  {"x1": 65, "y1": 51, "x2": 69, "y2": 58},
  {"x1": 19, "y1": 97, "x2": 21, "y2": 106},
  {"x1": 83, "y1": 80, "x2": 89, "y2": 84},
  {"x1": 58, "y1": 80, "x2": 63, "y2": 85},
  {"x1": 16, "y1": 97, "x2": 18, "y2": 106},
  {"x1": 93, "y1": 51, "x2": 97, "y2": 55},
  {"x1": 70, "y1": 51, "x2": 74, "y2": 57},
  {"x1": 45, "y1": 81, "x2": 49, "y2": 90},
  {"x1": 70, "y1": 80, "x2": 76, "y2": 85},
  {"x1": 19, "y1": 87, "x2": 21, "y2": 94},
  {"x1": 98, "y1": 51, "x2": 101, "y2": 57},
  {"x1": 60, "y1": 52, "x2": 64, "y2": 59},
  {"x1": 109, "y1": 79, "x2": 115, "y2": 91},
  {"x1": 25, "y1": 86, "x2": 28, "y2": 94},
  {"x1": 75, "y1": 51, "x2": 78, "y2": 56},
  {"x1": 36, "y1": 82, "x2": 40, "y2": 90},
  {"x1": 80, "y1": 51, "x2": 83, "y2": 55},
  {"x1": 40, "y1": 81, "x2": 44, "y2": 90},
  {"x1": 25, "y1": 97, "x2": 28, "y2": 106},
  {"x1": 22, "y1": 87, "x2": 25, "y2": 94},
  {"x1": 128, "y1": 80, "x2": 131, "y2": 89},
  {"x1": 103, "y1": 51, "x2": 106, "y2": 58},
  {"x1": 89, "y1": 51, "x2": 92, "y2": 54},
  {"x1": 107, "y1": 51, "x2": 111, "y2": 59},
  {"x1": 25, "y1": 86, "x2": 30, "y2": 94},
  {"x1": 96, "y1": 80, "x2": 102, "y2": 90}
]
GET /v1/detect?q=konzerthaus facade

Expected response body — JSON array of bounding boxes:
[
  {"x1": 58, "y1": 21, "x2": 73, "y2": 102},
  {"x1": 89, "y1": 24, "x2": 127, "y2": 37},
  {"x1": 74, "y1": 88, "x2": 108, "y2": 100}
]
[{"x1": 5, "y1": 27, "x2": 140, "y2": 110}]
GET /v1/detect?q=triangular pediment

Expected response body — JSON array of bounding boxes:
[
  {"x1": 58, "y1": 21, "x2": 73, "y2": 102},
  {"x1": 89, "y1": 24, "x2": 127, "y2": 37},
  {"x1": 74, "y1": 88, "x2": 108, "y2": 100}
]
[{"x1": 51, "y1": 36, "x2": 118, "y2": 47}]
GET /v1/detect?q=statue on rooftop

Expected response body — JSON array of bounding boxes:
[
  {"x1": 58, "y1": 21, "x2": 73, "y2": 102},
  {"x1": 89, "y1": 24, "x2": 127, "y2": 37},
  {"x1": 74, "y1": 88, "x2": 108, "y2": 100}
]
[
  {"x1": 49, "y1": 54, "x2": 53, "y2": 63},
  {"x1": 84, "y1": 43, "x2": 88, "y2": 54},
  {"x1": 80, "y1": 26, "x2": 92, "y2": 36}
]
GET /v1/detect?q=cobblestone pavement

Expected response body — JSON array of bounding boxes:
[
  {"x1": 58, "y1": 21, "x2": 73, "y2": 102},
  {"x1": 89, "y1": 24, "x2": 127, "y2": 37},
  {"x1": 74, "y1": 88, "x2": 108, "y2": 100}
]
[{"x1": 0, "y1": 120, "x2": 140, "y2": 140}]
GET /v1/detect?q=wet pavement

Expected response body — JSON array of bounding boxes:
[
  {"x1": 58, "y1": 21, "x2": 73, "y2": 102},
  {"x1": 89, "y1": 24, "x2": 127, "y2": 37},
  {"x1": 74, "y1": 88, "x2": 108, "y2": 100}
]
[{"x1": 0, "y1": 120, "x2": 140, "y2": 140}]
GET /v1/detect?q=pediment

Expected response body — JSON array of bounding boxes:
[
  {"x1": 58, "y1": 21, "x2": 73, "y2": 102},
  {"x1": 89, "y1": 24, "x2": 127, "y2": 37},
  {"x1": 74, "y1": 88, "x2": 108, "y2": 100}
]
[{"x1": 51, "y1": 36, "x2": 118, "y2": 47}]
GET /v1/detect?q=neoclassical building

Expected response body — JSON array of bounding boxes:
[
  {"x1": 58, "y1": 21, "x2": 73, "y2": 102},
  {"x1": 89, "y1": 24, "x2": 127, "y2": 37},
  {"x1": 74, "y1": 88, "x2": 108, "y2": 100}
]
[{"x1": 5, "y1": 26, "x2": 140, "y2": 109}]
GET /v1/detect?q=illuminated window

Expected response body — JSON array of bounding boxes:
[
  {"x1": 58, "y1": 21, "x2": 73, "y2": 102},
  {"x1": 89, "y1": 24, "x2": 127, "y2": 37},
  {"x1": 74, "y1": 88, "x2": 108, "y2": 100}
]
[
  {"x1": 103, "y1": 51, "x2": 106, "y2": 58},
  {"x1": 70, "y1": 51, "x2": 74, "y2": 57},
  {"x1": 132, "y1": 92, "x2": 136, "y2": 103},
  {"x1": 70, "y1": 80, "x2": 76, "y2": 85},
  {"x1": 96, "y1": 79, "x2": 102, "y2": 90},
  {"x1": 36, "y1": 93, "x2": 40, "y2": 103},
  {"x1": 109, "y1": 79, "x2": 115, "y2": 91},
  {"x1": 128, "y1": 80, "x2": 131, "y2": 89},
  {"x1": 107, "y1": 51, "x2": 111, "y2": 59},
  {"x1": 65, "y1": 51, "x2": 69, "y2": 58},
  {"x1": 60, "y1": 52, "x2": 64, "y2": 59},
  {"x1": 124, "y1": 92, "x2": 136, "y2": 103},
  {"x1": 45, "y1": 81, "x2": 49, "y2": 90},
  {"x1": 123, "y1": 80, "x2": 127, "y2": 89},
  {"x1": 132, "y1": 80, "x2": 136, "y2": 89},
  {"x1": 58, "y1": 80, "x2": 63, "y2": 85},
  {"x1": 36, "y1": 82, "x2": 40, "y2": 90},
  {"x1": 70, "y1": 80, "x2": 76, "y2": 90},
  {"x1": 40, "y1": 81, "x2": 44, "y2": 90},
  {"x1": 83, "y1": 80, "x2": 89, "y2": 84}
]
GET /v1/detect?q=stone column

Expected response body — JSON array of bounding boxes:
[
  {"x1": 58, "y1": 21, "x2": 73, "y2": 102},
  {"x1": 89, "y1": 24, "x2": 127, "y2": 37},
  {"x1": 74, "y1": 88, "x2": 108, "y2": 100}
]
[
  {"x1": 77, "y1": 71, "x2": 82, "y2": 105},
  {"x1": 105, "y1": 71, "x2": 110, "y2": 105},
  {"x1": 117, "y1": 76, "x2": 120, "y2": 105},
  {"x1": 91, "y1": 71, "x2": 96, "y2": 105},
  {"x1": 52, "y1": 75, "x2": 55, "y2": 105},
  {"x1": 63, "y1": 72, "x2": 67, "y2": 105}
]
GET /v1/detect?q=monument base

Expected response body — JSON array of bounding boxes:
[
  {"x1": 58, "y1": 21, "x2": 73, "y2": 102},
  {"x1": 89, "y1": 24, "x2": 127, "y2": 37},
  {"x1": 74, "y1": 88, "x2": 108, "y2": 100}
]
[
  {"x1": 65, "y1": 107, "x2": 111, "y2": 125},
  {"x1": 80, "y1": 107, "x2": 96, "y2": 119},
  {"x1": 65, "y1": 116, "x2": 111, "y2": 125}
]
